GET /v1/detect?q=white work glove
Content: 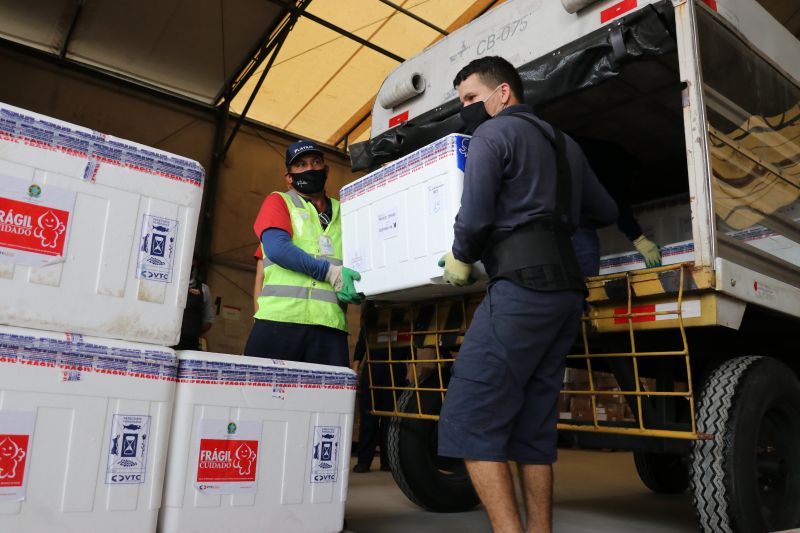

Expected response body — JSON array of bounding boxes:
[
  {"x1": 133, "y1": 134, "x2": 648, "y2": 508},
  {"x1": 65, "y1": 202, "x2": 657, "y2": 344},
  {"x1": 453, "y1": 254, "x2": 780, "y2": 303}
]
[
  {"x1": 633, "y1": 235, "x2": 662, "y2": 268},
  {"x1": 325, "y1": 264, "x2": 344, "y2": 291},
  {"x1": 325, "y1": 264, "x2": 363, "y2": 304}
]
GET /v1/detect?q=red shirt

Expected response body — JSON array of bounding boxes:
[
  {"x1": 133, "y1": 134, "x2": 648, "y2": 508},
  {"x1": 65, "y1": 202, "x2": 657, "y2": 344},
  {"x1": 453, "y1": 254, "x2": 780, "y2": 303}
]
[
  {"x1": 253, "y1": 245, "x2": 263, "y2": 261},
  {"x1": 253, "y1": 192, "x2": 293, "y2": 240}
]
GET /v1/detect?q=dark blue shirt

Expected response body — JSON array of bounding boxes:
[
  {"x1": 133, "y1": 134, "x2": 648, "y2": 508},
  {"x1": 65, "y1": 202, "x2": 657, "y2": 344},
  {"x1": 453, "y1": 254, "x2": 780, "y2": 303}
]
[{"x1": 452, "y1": 104, "x2": 618, "y2": 264}]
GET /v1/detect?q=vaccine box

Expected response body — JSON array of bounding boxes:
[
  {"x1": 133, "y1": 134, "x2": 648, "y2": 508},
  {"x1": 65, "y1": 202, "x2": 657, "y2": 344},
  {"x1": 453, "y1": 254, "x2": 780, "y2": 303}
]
[
  {"x1": 597, "y1": 196, "x2": 800, "y2": 275},
  {"x1": 0, "y1": 101, "x2": 204, "y2": 345},
  {"x1": 340, "y1": 134, "x2": 486, "y2": 301},
  {"x1": 0, "y1": 325, "x2": 177, "y2": 533},
  {"x1": 159, "y1": 351, "x2": 357, "y2": 533}
]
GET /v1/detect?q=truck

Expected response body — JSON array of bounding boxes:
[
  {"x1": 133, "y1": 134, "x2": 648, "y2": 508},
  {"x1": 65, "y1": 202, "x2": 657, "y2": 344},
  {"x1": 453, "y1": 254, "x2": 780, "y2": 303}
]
[{"x1": 348, "y1": 0, "x2": 800, "y2": 531}]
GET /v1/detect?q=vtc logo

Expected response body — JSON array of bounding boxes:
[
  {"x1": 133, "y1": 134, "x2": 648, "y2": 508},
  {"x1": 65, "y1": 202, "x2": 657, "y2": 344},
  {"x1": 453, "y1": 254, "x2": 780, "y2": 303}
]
[{"x1": 111, "y1": 474, "x2": 142, "y2": 483}]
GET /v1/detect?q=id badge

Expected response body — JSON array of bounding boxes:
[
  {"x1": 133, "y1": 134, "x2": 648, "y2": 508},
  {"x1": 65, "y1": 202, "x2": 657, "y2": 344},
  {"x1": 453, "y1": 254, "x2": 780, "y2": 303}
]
[{"x1": 319, "y1": 235, "x2": 334, "y2": 256}]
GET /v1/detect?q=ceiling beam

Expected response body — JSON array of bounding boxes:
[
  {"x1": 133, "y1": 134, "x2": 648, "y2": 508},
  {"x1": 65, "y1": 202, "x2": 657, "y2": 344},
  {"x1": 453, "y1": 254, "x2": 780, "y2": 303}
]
[
  {"x1": 59, "y1": 0, "x2": 85, "y2": 60},
  {"x1": 214, "y1": 3, "x2": 293, "y2": 105},
  {"x1": 376, "y1": 0, "x2": 448, "y2": 36},
  {"x1": 266, "y1": 0, "x2": 405, "y2": 63},
  {"x1": 220, "y1": 0, "x2": 311, "y2": 158}
]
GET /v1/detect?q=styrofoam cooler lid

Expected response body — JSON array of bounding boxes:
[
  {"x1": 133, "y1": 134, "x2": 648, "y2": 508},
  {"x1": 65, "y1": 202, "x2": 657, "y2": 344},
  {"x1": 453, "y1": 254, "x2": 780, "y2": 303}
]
[
  {"x1": 0, "y1": 324, "x2": 177, "y2": 381},
  {"x1": 339, "y1": 133, "x2": 469, "y2": 204},
  {"x1": 176, "y1": 351, "x2": 357, "y2": 391},
  {"x1": 0, "y1": 102, "x2": 205, "y2": 188}
]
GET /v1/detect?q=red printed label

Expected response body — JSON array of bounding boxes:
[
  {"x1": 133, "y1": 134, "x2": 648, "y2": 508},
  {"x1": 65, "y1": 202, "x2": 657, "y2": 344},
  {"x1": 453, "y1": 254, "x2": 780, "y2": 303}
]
[
  {"x1": 0, "y1": 196, "x2": 70, "y2": 256},
  {"x1": 196, "y1": 438, "x2": 259, "y2": 483},
  {"x1": 600, "y1": 0, "x2": 637, "y2": 23},
  {"x1": 0, "y1": 435, "x2": 29, "y2": 488},
  {"x1": 700, "y1": 0, "x2": 717, "y2": 10},
  {"x1": 389, "y1": 110, "x2": 409, "y2": 128}
]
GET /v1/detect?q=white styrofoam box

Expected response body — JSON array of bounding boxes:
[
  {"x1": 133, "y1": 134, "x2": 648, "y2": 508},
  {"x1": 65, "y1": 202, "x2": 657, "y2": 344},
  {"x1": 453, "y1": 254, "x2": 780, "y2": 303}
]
[
  {"x1": 598, "y1": 240, "x2": 696, "y2": 275},
  {"x1": 341, "y1": 134, "x2": 486, "y2": 301},
  {"x1": 159, "y1": 351, "x2": 357, "y2": 533},
  {"x1": 0, "y1": 101, "x2": 204, "y2": 345},
  {"x1": 0, "y1": 325, "x2": 178, "y2": 533},
  {"x1": 596, "y1": 195, "x2": 800, "y2": 275},
  {"x1": 597, "y1": 196, "x2": 696, "y2": 275}
]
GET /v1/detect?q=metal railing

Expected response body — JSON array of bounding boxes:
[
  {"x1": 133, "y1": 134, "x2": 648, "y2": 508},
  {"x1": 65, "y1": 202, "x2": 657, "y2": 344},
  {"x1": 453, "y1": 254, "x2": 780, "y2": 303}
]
[{"x1": 364, "y1": 263, "x2": 702, "y2": 440}]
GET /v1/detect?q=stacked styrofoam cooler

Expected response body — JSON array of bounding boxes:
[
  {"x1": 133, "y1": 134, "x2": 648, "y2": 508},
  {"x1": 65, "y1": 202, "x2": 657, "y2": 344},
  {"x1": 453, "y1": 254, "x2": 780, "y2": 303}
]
[
  {"x1": 0, "y1": 101, "x2": 204, "y2": 533},
  {"x1": 0, "y1": 102, "x2": 204, "y2": 345},
  {"x1": 159, "y1": 351, "x2": 357, "y2": 533},
  {"x1": 0, "y1": 326, "x2": 178, "y2": 533},
  {"x1": 340, "y1": 133, "x2": 487, "y2": 300}
]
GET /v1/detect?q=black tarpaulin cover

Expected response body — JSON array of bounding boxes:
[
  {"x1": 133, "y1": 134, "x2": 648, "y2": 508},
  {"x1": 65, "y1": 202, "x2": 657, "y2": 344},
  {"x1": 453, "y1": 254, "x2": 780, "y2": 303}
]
[{"x1": 350, "y1": 1, "x2": 676, "y2": 171}]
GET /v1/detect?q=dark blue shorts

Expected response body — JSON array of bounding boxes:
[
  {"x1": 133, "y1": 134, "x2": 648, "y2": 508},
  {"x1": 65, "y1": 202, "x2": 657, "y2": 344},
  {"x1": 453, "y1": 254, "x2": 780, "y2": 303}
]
[
  {"x1": 438, "y1": 280, "x2": 583, "y2": 464},
  {"x1": 244, "y1": 319, "x2": 349, "y2": 367}
]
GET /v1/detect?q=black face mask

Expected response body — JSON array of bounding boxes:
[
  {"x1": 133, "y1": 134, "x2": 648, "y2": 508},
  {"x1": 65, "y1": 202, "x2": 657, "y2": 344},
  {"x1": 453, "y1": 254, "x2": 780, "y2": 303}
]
[
  {"x1": 459, "y1": 100, "x2": 492, "y2": 134},
  {"x1": 290, "y1": 168, "x2": 327, "y2": 194}
]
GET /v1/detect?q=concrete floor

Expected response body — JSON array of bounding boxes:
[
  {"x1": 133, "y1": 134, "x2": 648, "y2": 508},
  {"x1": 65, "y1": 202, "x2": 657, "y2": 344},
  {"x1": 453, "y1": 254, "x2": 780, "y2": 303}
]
[{"x1": 345, "y1": 449, "x2": 697, "y2": 532}]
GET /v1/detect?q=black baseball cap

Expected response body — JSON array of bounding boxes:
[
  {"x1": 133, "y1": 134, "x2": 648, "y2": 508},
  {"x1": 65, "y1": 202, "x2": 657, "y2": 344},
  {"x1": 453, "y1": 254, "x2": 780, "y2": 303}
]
[{"x1": 286, "y1": 140, "x2": 324, "y2": 167}]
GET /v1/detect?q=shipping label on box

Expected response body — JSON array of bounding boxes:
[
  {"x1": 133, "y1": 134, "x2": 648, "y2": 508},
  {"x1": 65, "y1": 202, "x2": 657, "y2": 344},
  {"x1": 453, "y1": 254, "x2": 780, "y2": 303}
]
[
  {"x1": 0, "y1": 174, "x2": 75, "y2": 267},
  {"x1": 137, "y1": 214, "x2": 179, "y2": 283},
  {"x1": 106, "y1": 414, "x2": 151, "y2": 485},
  {"x1": 195, "y1": 419, "x2": 261, "y2": 495},
  {"x1": 310, "y1": 426, "x2": 340, "y2": 484},
  {"x1": 0, "y1": 410, "x2": 36, "y2": 502}
]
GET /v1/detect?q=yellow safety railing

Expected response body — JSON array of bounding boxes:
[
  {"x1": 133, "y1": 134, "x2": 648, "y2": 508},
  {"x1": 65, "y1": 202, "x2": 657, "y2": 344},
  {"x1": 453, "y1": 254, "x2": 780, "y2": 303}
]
[
  {"x1": 559, "y1": 263, "x2": 699, "y2": 440},
  {"x1": 364, "y1": 263, "x2": 704, "y2": 440}
]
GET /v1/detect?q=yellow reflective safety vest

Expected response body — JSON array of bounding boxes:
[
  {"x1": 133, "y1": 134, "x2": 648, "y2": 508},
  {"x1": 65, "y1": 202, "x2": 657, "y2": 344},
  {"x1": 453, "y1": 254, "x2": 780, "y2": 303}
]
[{"x1": 254, "y1": 190, "x2": 346, "y2": 332}]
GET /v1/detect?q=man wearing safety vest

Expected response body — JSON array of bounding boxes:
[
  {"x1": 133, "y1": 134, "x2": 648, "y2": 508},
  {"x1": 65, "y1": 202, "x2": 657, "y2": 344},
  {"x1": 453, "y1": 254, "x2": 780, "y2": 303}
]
[{"x1": 244, "y1": 140, "x2": 362, "y2": 366}]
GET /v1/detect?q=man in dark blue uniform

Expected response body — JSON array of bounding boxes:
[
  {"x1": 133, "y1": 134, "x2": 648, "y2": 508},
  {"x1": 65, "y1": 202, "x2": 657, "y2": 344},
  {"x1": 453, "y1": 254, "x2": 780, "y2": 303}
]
[{"x1": 437, "y1": 56, "x2": 618, "y2": 533}]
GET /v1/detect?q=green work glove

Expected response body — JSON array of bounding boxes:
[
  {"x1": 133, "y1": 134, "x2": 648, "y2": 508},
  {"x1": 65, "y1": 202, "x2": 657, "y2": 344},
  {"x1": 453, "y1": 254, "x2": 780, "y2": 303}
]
[
  {"x1": 633, "y1": 235, "x2": 662, "y2": 268},
  {"x1": 437, "y1": 252, "x2": 474, "y2": 287},
  {"x1": 325, "y1": 265, "x2": 363, "y2": 304}
]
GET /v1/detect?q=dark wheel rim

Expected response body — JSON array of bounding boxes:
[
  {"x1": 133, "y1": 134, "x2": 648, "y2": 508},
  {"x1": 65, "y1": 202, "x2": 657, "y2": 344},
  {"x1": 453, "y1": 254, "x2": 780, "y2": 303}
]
[{"x1": 755, "y1": 407, "x2": 794, "y2": 526}]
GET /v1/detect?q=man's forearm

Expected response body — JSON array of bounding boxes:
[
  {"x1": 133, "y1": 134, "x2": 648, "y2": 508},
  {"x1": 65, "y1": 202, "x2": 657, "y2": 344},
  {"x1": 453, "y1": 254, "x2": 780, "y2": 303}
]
[{"x1": 261, "y1": 228, "x2": 330, "y2": 280}]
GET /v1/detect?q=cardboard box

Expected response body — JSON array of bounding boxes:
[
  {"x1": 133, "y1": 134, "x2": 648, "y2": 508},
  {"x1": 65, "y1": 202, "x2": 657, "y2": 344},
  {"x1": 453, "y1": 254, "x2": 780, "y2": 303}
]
[{"x1": 570, "y1": 396, "x2": 594, "y2": 421}]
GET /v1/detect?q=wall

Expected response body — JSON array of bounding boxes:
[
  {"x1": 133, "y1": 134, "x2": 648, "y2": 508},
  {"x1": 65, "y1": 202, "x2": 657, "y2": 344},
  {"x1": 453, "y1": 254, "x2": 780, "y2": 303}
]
[{"x1": 0, "y1": 46, "x2": 216, "y2": 171}]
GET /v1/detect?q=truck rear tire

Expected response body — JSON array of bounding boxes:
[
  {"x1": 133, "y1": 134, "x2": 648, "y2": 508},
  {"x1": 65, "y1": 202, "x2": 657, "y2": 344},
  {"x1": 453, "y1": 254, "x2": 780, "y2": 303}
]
[
  {"x1": 386, "y1": 379, "x2": 480, "y2": 512},
  {"x1": 633, "y1": 451, "x2": 688, "y2": 494},
  {"x1": 690, "y1": 356, "x2": 800, "y2": 532}
]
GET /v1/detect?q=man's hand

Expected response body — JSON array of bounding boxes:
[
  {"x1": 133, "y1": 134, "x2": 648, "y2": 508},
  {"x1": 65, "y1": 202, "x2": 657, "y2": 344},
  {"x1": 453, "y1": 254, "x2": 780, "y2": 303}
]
[
  {"x1": 438, "y1": 252, "x2": 474, "y2": 286},
  {"x1": 633, "y1": 235, "x2": 662, "y2": 268},
  {"x1": 326, "y1": 265, "x2": 364, "y2": 304}
]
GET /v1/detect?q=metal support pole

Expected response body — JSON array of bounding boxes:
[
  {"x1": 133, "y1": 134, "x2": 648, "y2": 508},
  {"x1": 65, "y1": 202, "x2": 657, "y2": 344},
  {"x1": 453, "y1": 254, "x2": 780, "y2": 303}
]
[
  {"x1": 60, "y1": 0, "x2": 85, "y2": 60},
  {"x1": 266, "y1": 0, "x2": 405, "y2": 62},
  {"x1": 377, "y1": 0, "x2": 448, "y2": 35},
  {"x1": 334, "y1": 110, "x2": 371, "y2": 148},
  {"x1": 197, "y1": 100, "x2": 230, "y2": 282},
  {"x1": 217, "y1": 0, "x2": 310, "y2": 104},
  {"x1": 220, "y1": 1, "x2": 307, "y2": 159}
]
